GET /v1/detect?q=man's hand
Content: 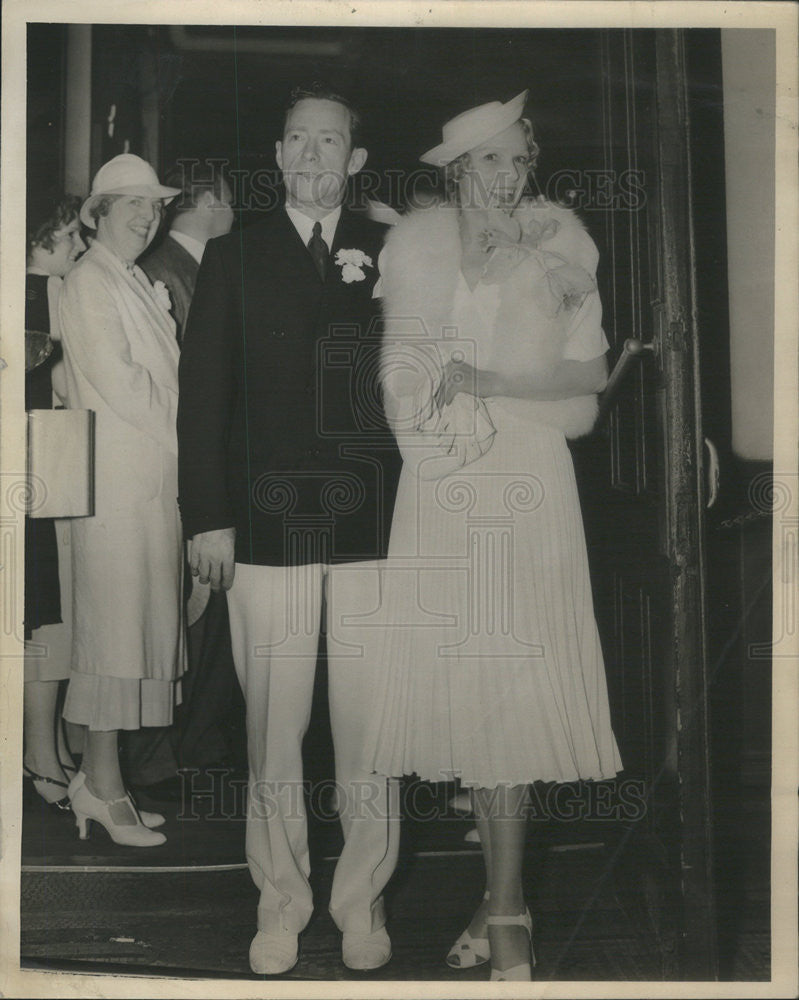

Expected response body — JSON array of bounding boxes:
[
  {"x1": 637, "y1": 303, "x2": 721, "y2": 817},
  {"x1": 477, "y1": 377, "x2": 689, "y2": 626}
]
[{"x1": 189, "y1": 528, "x2": 236, "y2": 591}]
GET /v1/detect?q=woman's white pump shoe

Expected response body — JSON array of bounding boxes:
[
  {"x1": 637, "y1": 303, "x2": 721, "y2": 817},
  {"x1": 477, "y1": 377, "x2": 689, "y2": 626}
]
[{"x1": 68, "y1": 771, "x2": 166, "y2": 847}]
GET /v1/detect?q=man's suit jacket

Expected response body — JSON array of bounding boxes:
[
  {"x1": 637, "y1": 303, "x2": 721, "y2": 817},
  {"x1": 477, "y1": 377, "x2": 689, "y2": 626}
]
[
  {"x1": 177, "y1": 208, "x2": 402, "y2": 567},
  {"x1": 141, "y1": 234, "x2": 199, "y2": 344}
]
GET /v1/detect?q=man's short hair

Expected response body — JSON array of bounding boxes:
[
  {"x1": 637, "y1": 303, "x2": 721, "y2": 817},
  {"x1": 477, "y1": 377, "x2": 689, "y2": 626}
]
[
  {"x1": 283, "y1": 83, "x2": 364, "y2": 149},
  {"x1": 166, "y1": 160, "x2": 230, "y2": 215}
]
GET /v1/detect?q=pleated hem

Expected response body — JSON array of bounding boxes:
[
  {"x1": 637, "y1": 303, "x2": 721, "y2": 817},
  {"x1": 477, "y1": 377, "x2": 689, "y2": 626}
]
[
  {"x1": 364, "y1": 419, "x2": 623, "y2": 789},
  {"x1": 63, "y1": 672, "x2": 181, "y2": 730},
  {"x1": 369, "y1": 756, "x2": 623, "y2": 790}
]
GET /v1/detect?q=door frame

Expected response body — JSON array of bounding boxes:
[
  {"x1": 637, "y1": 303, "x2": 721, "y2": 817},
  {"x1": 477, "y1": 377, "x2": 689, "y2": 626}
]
[{"x1": 653, "y1": 28, "x2": 717, "y2": 978}]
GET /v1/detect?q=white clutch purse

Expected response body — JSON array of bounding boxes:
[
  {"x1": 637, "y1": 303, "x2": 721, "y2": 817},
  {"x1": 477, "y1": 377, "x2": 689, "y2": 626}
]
[
  {"x1": 26, "y1": 409, "x2": 95, "y2": 518},
  {"x1": 398, "y1": 387, "x2": 497, "y2": 481}
]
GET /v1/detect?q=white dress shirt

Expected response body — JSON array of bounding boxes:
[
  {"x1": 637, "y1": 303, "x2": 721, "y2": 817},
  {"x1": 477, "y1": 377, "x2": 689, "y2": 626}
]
[
  {"x1": 169, "y1": 229, "x2": 207, "y2": 265},
  {"x1": 284, "y1": 204, "x2": 341, "y2": 250}
]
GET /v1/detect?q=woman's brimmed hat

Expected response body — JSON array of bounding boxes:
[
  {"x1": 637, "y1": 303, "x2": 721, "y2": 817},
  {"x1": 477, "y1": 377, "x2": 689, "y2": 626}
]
[
  {"x1": 79, "y1": 154, "x2": 181, "y2": 228},
  {"x1": 420, "y1": 90, "x2": 529, "y2": 166}
]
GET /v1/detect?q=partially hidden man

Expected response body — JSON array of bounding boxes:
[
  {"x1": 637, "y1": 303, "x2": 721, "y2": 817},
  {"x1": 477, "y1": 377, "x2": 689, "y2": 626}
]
[{"x1": 177, "y1": 85, "x2": 402, "y2": 975}]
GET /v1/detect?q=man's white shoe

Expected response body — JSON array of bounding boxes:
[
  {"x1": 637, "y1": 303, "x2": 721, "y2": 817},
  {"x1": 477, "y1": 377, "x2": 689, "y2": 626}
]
[
  {"x1": 342, "y1": 926, "x2": 392, "y2": 970},
  {"x1": 249, "y1": 930, "x2": 299, "y2": 975}
]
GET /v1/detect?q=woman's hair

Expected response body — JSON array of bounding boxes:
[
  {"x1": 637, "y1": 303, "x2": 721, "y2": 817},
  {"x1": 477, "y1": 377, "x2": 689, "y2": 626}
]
[
  {"x1": 442, "y1": 117, "x2": 540, "y2": 203},
  {"x1": 87, "y1": 193, "x2": 123, "y2": 225},
  {"x1": 26, "y1": 193, "x2": 82, "y2": 256}
]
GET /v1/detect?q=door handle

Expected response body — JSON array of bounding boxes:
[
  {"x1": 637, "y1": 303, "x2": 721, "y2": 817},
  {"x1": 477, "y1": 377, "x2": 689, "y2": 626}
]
[
  {"x1": 704, "y1": 437, "x2": 720, "y2": 508},
  {"x1": 596, "y1": 338, "x2": 655, "y2": 427}
]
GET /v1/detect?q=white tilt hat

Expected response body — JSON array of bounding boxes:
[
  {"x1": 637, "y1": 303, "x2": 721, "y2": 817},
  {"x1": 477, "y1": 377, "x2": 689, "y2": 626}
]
[
  {"x1": 420, "y1": 90, "x2": 529, "y2": 166},
  {"x1": 80, "y1": 154, "x2": 181, "y2": 228}
]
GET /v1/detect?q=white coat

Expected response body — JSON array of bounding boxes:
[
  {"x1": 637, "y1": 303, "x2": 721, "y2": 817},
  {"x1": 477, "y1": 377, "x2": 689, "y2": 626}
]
[{"x1": 59, "y1": 240, "x2": 185, "y2": 682}]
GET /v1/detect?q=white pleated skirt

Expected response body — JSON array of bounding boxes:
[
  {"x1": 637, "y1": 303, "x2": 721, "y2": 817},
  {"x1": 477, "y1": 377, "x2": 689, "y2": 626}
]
[{"x1": 365, "y1": 409, "x2": 622, "y2": 789}]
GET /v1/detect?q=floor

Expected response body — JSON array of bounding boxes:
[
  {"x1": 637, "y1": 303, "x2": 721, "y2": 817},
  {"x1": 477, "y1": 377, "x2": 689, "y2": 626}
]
[
  {"x1": 17, "y1": 647, "x2": 771, "y2": 985},
  {"x1": 18, "y1": 773, "x2": 770, "y2": 984}
]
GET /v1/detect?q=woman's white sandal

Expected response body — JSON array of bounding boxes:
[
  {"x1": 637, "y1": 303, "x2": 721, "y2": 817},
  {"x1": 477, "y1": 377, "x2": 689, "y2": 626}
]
[
  {"x1": 487, "y1": 908, "x2": 535, "y2": 981},
  {"x1": 445, "y1": 891, "x2": 490, "y2": 969}
]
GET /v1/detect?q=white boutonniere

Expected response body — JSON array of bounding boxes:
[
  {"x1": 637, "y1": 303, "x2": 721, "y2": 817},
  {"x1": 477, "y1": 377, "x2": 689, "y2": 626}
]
[
  {"x1": 151, "y1": 280, "x2": 172, "y2": 313},
  {"x1": 334, "y1": 248, "x2": 373, "y2": 283}
]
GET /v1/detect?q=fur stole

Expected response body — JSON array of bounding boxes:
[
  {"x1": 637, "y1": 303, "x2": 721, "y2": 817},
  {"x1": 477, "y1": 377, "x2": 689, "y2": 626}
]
[{"x1": 380, "y1": 199, "x2": 601, "y2": 440}]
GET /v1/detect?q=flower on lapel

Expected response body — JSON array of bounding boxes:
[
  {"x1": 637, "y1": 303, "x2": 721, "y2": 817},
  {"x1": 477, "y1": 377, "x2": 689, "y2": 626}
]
[
  {"x1": 334, "y1": 248, "x2": 373, "y2": 283},
  {"x1": 151, "y1": 280, "x2": 172, "y2": 313}
]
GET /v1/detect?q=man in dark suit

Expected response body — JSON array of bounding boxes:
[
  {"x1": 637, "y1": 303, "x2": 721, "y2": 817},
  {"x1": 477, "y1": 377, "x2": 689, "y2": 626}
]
[
  {"x1": 141, "y1": 162, "x2": 234, "y2": 343},
  {"x1": 123, "y1": 162, "x2": 238, "y2": 796},
  {"x1": 177, "y1": 86, "x2": 402, "y2": 976}
]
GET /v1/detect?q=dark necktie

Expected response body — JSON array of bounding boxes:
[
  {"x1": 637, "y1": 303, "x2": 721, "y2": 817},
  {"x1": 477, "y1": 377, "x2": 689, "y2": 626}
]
[{"x1": 308, "y1": 220, "x2": 329, "y2": 281}]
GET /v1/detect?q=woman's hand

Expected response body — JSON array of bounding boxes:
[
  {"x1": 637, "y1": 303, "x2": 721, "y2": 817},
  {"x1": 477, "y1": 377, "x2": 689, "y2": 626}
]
[
  {"x1": 434, "y1": 355, "x2": 607, "y2": 408},
  {"x1": 435, "y1": 359, "x2": 500, "y2": 408}
]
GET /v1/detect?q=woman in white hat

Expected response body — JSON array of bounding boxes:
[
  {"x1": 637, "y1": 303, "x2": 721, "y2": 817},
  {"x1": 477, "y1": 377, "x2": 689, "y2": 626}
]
[
  {"x1": 58, "y1": 155, "x2": 185, "y2": 847},
  {"x1": 366, "y1": 93, "x2": 622, "y2": 979}
]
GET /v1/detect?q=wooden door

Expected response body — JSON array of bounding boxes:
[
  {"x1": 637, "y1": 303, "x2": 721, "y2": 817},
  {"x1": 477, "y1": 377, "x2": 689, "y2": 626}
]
[{"x1": 574, "y1": 28, "x2": 717, "y2": 978}]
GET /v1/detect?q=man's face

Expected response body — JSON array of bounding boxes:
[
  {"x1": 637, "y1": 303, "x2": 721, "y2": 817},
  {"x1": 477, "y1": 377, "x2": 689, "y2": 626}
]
[
  {"x1": 208, "y1": 180, "x2": 234, "y2": 238},
  {"x1": 276, "y1": 98, "x2": 367, "y2": 214}
]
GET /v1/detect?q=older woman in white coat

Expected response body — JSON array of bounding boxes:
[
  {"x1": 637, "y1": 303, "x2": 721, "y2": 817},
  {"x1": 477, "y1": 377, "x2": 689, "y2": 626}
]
[{"x1": 59, "y1": 155, "x2": 185, "y2": 847}]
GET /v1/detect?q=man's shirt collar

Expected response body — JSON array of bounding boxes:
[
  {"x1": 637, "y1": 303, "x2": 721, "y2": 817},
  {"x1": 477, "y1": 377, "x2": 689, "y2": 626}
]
[
  {"x1": 284, "y1": 204, "x2": 341, "y2": 249},
  {"x1": 169, "y1": 229, "x2": 207, "y2": 265}
]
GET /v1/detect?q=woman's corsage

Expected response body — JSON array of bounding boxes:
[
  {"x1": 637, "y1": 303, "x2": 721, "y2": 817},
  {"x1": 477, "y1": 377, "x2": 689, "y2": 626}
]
[
  {"x1": 334, "y1": 248, "x2": 373, "y2": 283},
  {"x1": 477, "y1": 207, "x2": 596, "y2": 315},
  {"x1": 151, "y1": 280, "x2": 173, "y2": 313}
]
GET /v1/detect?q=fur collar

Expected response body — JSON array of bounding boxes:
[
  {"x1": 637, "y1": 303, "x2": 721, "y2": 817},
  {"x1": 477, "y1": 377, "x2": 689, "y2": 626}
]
[{"x1": 380, "y1": 200, "x2": 600, "y2": 439}]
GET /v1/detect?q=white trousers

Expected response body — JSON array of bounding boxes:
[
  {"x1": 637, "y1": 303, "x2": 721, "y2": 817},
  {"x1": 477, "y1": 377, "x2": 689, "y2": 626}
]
[{"x1": 227, "y1": 560, "x2": 400, "y2": 937}]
